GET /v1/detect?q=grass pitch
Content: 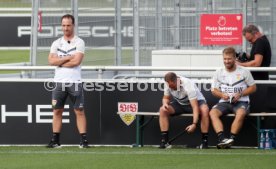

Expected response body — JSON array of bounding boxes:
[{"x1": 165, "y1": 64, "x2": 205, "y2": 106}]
[{"x1": 0, "y1": 146, "x2": 275, "y2": 169}]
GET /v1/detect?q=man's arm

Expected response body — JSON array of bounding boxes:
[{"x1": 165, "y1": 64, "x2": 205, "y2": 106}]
[
  {"x1": 48, "y1": 53, "x2": 72, "y2": 66},
  {"x1": 211, "y1": 88, "x2": 229, "y2": 101},
  {"x1": 162, "y1": 95, "x2": 171, "y2": 110},
  {"x1": 236, "y1": 54, "x2": 263, "y2": 67},
  {"x1": 241, "y1": 84, "x2": 257, "y2": 96},
  {"x1": 60, "y1": 52, "x2": 84, "y2": 67},
  {"x1": 185, "y1": 98, "x2": 199, "y2": 133}
]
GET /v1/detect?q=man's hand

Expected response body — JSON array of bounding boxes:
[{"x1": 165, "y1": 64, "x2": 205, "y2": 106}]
[
  {"x1": 162, "y1": 103, "x2": 169, "y2": 111},
  {"x1": 231, "y1": 93, "x2": 242, "y2": 103},
  {"x1": 185, "y1": 123, "x2": 196, "y2": 133},
  {"x1": 221, "y1": 93, "x2": 230, "y2": 101}
]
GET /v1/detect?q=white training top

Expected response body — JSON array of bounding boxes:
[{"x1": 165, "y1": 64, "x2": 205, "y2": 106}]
[
  {"x1": 211, "y1": 65, "x2": 255, "y2": 103},
  {"x1": 50, "y1": 36, "x2": 85, "y2": 83},
  {"x1": 164, "y1": 76, "x2": 206, "y2": 105}
]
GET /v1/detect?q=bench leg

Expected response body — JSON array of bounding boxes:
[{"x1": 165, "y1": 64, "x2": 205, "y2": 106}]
[
  {"x1": 134, "y1": 116, "x2": 144, "y2": 147},
  {"x1": 257, "y1": 116, "x2": 261, "y2": 147}
]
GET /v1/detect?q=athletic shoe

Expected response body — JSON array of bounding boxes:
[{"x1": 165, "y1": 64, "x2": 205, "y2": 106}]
[
  {"x1": 79, "y1": 139, "x2": 90, "y2": 148},
  {"x1": 47, "y1": 140, "x2": 61, "y2": 148},
  {"x1": 217, "y1": 138, "x2": 234, "y2": 149},
  {"x1": 198, "y1": 140, "x2": 208, "y2": 149},
  {"x1": 159, "y1": 141, "x2": 172, "y2": 149}
]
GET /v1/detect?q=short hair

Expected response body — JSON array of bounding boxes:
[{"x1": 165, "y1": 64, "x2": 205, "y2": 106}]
[
  {"x1": 223, "y1": 47, "x2": 236, "y2": 58},
  {"x1": 61, "y1": 14, "x2": 75, "y2": 25},
  {"x1": 242, "y1": 24, "x2": 259, "y2": 36},
  {"x1": 164, "y1": 72, "x2": 177, "y2": 82}
]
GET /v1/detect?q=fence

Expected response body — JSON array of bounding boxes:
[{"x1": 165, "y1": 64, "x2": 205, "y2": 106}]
[{"x1": 2, "y1": 0, "x2": 276, "y2": 78}]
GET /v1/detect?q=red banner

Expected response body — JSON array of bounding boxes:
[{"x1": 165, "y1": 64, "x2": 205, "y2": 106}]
[
  {"x1": 38, "y1": 11, "x2": 42, "y2": 33},
  {"x1": 200, "y1": 14, "x2": 243, "y2": 45}
]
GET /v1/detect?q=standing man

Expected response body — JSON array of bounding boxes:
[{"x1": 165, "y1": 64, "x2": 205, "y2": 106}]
[
  {"x1": 236, "y1": 24, "x2": 271, "y2": 80},
  {"x1": 47, "y1": 14, "x2": 89, "y2": 148},
  {"x1": 210, "y1": 47, "x2": 256, "y2": 149},
  {"x1": 159, "y1": 72, "x2": 210, "y2": 149}
]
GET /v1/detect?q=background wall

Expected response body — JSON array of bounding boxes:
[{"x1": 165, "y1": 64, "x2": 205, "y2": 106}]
[{"x1": 0, "y1": 81, "x2": 275, "y2": 147}]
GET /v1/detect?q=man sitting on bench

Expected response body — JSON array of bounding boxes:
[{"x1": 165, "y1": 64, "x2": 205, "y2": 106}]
[
  {"x1": 210, "y1": 47, "x2": 257, "y2": 149},
  {"x1": 159, "y1": 72, "x2": 210, "y2": 149}
]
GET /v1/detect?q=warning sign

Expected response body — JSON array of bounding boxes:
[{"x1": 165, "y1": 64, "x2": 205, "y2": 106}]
[{"x1": 200, "y1": 14, "x2": 243, "y2": 45}]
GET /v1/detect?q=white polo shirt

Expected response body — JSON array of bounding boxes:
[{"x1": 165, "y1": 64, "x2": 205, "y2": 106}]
[
  {"x1": 211, "y1": 65, "x2": 255, "y2": 103},
  {"x1": 50, "y1": 36, "x2": 85, "y2": 83},
  {"x1": 164, "y1": 76, "x2": 206, "y2": 105}
]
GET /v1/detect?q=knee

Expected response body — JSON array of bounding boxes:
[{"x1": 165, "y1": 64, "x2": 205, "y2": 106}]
[
  {"x1": 200, "y1": 107, "x2": 210, "y2": 118},
  {"x1": 53, "y1": 109, "x2": 63, "y2": 116},
  {"x1": 159, "y1": 107, "x2": 169, "y2": 117},
  {"x1": 74, "y1": 109, "x2": 85, "y2": 116},
  {"x1": 209, "y1": 109, "x2": 219, "y2": 120}
]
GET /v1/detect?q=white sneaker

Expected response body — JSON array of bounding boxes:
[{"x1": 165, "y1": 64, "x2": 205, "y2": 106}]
[{"x1": 217, "y1": 138, "x2": 234, "y2": 149}]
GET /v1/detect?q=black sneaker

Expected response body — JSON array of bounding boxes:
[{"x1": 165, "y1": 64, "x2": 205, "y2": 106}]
[
  {"x1": 47, "y1": 140, "x2": 61, "y2": 148},
  {"x1": 217, "y1": 138, "x2": 234, "y2": 149},
  {"x1": 159, "y1": 141, "x2": 172, "y2": 149},
  {"x1": 79, "y1": 139, "x2": 90, "y2": 148},
  {"x1": 198, "y1": 140, "x2": 208, "y2": 149}
]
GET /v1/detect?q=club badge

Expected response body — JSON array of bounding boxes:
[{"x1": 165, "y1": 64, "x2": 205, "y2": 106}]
[{"x1": 118, "y1": 102, "x2": 138, "y2": 126}]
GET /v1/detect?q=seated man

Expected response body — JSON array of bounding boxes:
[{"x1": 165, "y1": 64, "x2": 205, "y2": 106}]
[
  {"x1": 159, "y1": 72, "x2": 210, "y2": 149},
  {"x1": 210, "y1": 47, "x2": 257, "y2": 149}
]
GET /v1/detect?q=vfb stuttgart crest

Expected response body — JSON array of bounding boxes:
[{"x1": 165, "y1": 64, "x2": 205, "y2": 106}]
[{"x1": 118, "y1": 102, "x2": 138, "y2": 126}]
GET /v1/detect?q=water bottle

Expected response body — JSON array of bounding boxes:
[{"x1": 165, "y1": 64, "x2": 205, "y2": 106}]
[
  {"x1": 265, "y1": 130, "x2": 272, "y2": 150},
  {"x1": 259, "y1": 131, "x2": 265, "y2": 149}
]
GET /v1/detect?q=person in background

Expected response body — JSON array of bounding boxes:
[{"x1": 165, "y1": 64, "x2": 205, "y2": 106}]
[{"x1": 236, "y1": 24, "x2": 271, "y2": 80}]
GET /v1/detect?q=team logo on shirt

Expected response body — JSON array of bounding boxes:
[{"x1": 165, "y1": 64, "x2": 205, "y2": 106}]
[
  {"x1": 52, "y1": 100, "x2": 57, "y2": 107},
  {"x1": 236, "y1": 74, "x2": 241, "y2": 80}
]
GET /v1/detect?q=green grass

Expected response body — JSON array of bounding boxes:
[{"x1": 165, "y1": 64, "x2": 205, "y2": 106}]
[
  {"x1": 0, "y1": 50, "x2": 29, "y2": 64},
  {"x1": 0, "y1": 146, "x2": 275, "y2": 169},
  {"x1": 36, "y1": 49, "x2": 133, "y2": 66},
  {"x1": 0, "y1": 49, "x2": 133, "y2": 74}
]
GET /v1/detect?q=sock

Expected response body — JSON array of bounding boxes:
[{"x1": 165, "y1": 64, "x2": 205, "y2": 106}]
[
  {"x1": 80, "y1": 133, "x2": 87, "y2": 141},
  {"x1": 52, "y1": 132, "x2": 60, "y2": 143},
  {"x1": 230, "y1": 133, "x2": 237, "y2": 140},
  {"x1": 201, "y1": 133, "x2": 208, "y2": 143},
  {"x1": 161, "y1": 131, "x2": 169, "y2": 143},
  {"x1": 217, "y1": 131, "x2": 224, "y2": 142}
]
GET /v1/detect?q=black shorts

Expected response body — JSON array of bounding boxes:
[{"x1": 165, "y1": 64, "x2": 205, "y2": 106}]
[
  {"x1": 211, "y1": 101, "x2": 250, "y2": 115},
  {"x1": 52, "y1": 82, "x2": 84, "y2": 109},
  {"x1": 170, "y1": 100, "x2": 207, "y2": 116}
]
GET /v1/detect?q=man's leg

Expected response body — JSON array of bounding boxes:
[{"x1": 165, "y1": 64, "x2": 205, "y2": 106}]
[
  {"x1": 210, "y1": 108, "x2": 230, "y2": 148},
  {"x1": 70, "y1": 83, "x2": 89, "y2": 148},
  {"x1": 74, "y1": 108, "x2": 89, "y2": 148},
  {"x1": 48, "y1": 83, "x2": 66, "y2": 148},
  {"x1": 210, "y1": 108, "x2": 224, "y2": 136},
  {"x1": 230, "y1": 108, "x2": 247, "y2": 142},
  {"x1": 47, "y1": 109, "x2": 63, "y2": 148},
  {"x1": 159, "y1": 105, "x2": 174, "y2": 148},
  {"x1": 199, "y1": 104, "x2": 209, "y2": 148},
  {"x1": 74, "y1": 108, "x2": 87, "y2": 134}
]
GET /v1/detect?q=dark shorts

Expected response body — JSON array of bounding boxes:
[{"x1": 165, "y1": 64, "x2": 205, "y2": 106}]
[
  {"x1": 211, "y1": 101, "x2": 250, "y2": 115},
  {"x1": 170, "y1": 100, "x2": 207, "y2": 116},
  {"x1": 52, "y1": 82, "x2": 84, "y2": 109}
]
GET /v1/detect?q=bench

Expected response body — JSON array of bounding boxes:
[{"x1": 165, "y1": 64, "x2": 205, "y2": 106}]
[{"x1": 117, "y1": 112, "x2": 276, "y2": 147}]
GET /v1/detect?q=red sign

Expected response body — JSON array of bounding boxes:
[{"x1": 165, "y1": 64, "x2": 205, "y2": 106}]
[
  {"x1": 38, "y1": 11, "x2": 42, "y2": 33},
  {"x1": 200, "y1": 14, "x2": 242, "y2": 45}
]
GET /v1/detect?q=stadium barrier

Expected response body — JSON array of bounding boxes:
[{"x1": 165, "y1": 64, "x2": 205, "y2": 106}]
[
  {"x1": 117, "y1": 112, "x2": 276, "y2": 147},
  {"x1": 1, "y1": 66, "x2": 276, "y2": 146}
]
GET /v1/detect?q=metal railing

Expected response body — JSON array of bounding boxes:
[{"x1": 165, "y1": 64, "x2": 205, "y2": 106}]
[{"x1": 0, "y1": 66, "x2": 276, "y2": 80}]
